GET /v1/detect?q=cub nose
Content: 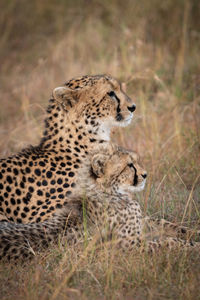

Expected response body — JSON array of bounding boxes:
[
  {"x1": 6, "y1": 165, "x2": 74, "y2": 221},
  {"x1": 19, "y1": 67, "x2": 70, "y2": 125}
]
[
  {"x1": 142, "y1": 173, "x2": 147, "y2": 179},
  {"x1": 127, "y1": 104, "x2": 136, "y2": 113}
]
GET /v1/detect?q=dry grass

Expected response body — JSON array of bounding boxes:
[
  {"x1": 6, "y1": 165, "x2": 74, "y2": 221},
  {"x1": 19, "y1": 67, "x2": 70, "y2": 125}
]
[{"x1": 0, "y1": 1, "x2": 200, "y2": 299}]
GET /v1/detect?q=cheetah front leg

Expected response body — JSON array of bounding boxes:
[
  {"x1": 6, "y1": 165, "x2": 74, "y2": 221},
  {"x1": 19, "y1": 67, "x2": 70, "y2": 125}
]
[
  {"x1": 88, "y1": 200, "x2": 200, "y2": 252},
  {"x1": 142, "y1": 217, "x2": 200, "y2": 241}
]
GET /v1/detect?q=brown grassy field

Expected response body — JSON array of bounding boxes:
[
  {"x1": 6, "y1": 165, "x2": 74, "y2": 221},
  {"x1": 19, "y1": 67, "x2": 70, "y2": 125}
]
[{"x1": 0, "y1": 1, "x2": 200, "y2": 299}]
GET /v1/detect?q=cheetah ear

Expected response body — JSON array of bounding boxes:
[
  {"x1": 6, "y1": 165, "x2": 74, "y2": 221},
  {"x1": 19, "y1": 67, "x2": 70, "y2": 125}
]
[
  {"x1": 91, "y1": 154, "x2": 108, "y2": 178},
  {"x1": 53, "y1": 87, "x2": 70, "y2": 102},
  {"x1": 53, "y1": 87, "x2": 79, "y2": 110}
]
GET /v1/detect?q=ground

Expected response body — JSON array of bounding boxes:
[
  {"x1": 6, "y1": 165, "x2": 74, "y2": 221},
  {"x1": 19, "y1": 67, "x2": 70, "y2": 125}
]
[{"x1": 0, "y1": 1, "x2": 200, "y2": 299}]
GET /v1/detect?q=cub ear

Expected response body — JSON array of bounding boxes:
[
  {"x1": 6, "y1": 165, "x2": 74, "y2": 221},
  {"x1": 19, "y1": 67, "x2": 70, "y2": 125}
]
[
  {"x1": 91, "y1": 154, "x2": 109, "y2": 178},
  {"x1": 52, "y1": 86, "x2": 79, "y2": 111}
]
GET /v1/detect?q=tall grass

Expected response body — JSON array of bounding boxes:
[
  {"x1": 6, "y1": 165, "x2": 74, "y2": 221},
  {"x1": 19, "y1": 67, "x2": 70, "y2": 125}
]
[{"x1": 0, "y1": 1, "x2": 200, "y2": 299}]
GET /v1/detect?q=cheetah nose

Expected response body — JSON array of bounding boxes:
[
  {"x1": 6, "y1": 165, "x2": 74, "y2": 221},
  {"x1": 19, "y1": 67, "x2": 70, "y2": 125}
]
[
  {"x1": 127, "y1": 104, "x2": 136, "y2": 113},
  {"x1": 142, "y1": 173, "x2": 147, "y2": 179}
]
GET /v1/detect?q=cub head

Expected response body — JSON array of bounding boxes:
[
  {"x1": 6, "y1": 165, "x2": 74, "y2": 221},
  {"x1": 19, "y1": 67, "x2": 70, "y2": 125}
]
[
  {"x1": 90, "y1": 145, "x2": 147, "y2": 195},
  {"x1": 53, "y1": 75, "x2": 136, "y2": 137}
]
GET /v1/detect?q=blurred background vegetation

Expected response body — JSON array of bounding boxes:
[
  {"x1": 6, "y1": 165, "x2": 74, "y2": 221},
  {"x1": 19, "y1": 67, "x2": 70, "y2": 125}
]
[{"x1": 0, "y1": 1, "x2": 200, "y2": 299}]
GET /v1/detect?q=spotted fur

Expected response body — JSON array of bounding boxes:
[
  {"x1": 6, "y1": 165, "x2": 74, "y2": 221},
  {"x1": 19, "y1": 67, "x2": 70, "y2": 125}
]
[
  {"x1": 0, "y1": 145, "x2": 199, "y2": 262},
  {"x1": 0, "y1": 75, "x2": 136, "y2": 224},
  {"x1": 0, "y1": 144, "x2": 147, "y2": 261}
]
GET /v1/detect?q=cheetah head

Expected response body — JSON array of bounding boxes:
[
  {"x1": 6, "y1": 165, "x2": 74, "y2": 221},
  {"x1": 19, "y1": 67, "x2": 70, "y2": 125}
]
[
  {"x1": 90, "y1": 145, "x2": 147, "y2": 196},
  {"x1": 53, "y1": 75, "x2": 136, "y2": 140}
]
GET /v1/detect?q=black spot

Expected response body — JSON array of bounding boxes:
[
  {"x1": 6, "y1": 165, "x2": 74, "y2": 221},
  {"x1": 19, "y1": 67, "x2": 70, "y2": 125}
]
[
  {"x1": 56, "y1": 203, "x2": 62, "y2": 209},
  {"x1": 37, "y1": 190, "x2": 43, "y2": 196},
  {"x1": 74, "y1": 147, "x2": 81, "y2": 153},
  {"x1": 29, "y1": 186, "x2": 34, "y2": 193},
  {"x1": 31, "y1": 211, "x2": 38, "y2": 216},
  {"x1": 4, "y1": 192, "x2": 8, "y2": 198},
  {"x1": 0, "y1": 184, "x2": 3, "y2": 190},
  {"x1": 6, "y1": 208, "x2": 11, "y2": 214},
  {"x1": 23, "y1": 207, "x2": 30, "y2": 212},
  {"x1": 6, "y1": 186, "x2": 11, "y2": 193},
  {"x1": 28, "y1": 177, "x2": 35, "y2": 183},
  {"x1": 42, "y1": 180, "x2": 48, "y2": 186},
  {"x1": 50, "y1": 188, "x2": 56, "y2": 194},
  {"x1": 69, "y1": 172, "x2": 75, "y2": 177},
  {"x1": 63, "y1": 183, "x2": 69, "y2": 188},
  {"x1": 39, "y1": 161, "x2": 45, "y2": 167},
  {"x1": 21, "y1": 213, "x2": 26, "y2": 218},
  {"x1": 25, "y1": 167, "x2": 31, "y2": 174},
  {"x1": 46, "y1": 171, "x2": 52, "y2": 178},
  {"x1": 35, "y1": 169, "x2": 41, "y2": 176},
  {"x1": 57, "y1": 188, "x2": 63, "y2": 193},
  {"x1": 90, "y1": 138, "x2": 96, "y2": 143},
  {"x1": 50, "y1": 180, "x2": 56, "y2": 185},
  {"x1": 16, "y1": 189, "x2": 21, "y2": 196},
  {"x1": 37, "y1": 200, "x2": 43, "y2": 205},
  {"x1": 57, "y1": 178, "x2": 63, "y2": 185},
  {"x1": 66, "y1": 191, "x2": 72, "y2": 196},
  {"x1": 11, "y1": 198, "x2": 16, "y2": 205},
  {"x1": 42, "y1": 205, "x2": 48, "y2": 209},
  {"x1": 14, "y1": 210, "x2": 18, "y2": 216},
  {"x1": 71, "y1": 183, "x2": 76, "y2": 188},
  {"x1": 58, "y1": 194, "x2": 64, "y2": 199},
  {"x1": 6, "y1": 175, "x2": 13, "y2": 184},
  {"x1": 20, "y1": 182, "x2": 25, "y2": 189}
]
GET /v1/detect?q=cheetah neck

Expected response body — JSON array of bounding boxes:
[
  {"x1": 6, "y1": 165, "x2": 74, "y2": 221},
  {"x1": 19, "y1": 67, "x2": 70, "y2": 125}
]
[{"x1": 40, "y1": 99, "x2": 110, "y2": 150}]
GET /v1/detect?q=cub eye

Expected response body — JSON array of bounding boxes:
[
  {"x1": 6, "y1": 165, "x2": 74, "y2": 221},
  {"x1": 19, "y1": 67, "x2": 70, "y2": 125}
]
[{"x1": 107, "y1": 91, "x2": 116, "y2": 99}]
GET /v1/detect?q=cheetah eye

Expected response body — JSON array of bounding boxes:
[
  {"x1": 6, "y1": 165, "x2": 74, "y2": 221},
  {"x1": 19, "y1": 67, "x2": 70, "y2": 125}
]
[{"x1": 107, "y1": 91, "x2": 117, "y2": 100}]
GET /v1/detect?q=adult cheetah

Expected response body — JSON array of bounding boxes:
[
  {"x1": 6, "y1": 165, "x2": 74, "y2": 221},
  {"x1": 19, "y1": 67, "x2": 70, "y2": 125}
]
[{"x1": 0, "y1": 75, "x2": 136, "y2": 224}]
